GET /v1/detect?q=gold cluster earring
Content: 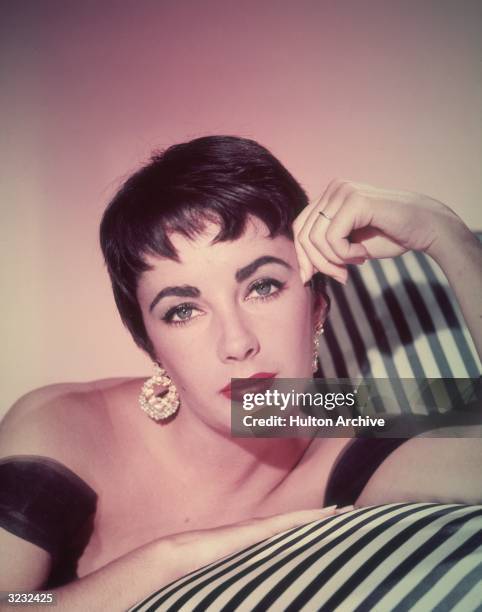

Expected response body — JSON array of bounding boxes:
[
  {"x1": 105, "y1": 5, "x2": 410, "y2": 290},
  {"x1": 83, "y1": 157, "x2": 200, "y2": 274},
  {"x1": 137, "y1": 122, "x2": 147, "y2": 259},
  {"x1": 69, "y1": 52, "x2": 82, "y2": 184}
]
[
  {"x1": 312, "y1": 322, "x2": 324, "y2": 373},
  {"x1": 139, "y1": 363, "x2": 180, "y2": 421}
]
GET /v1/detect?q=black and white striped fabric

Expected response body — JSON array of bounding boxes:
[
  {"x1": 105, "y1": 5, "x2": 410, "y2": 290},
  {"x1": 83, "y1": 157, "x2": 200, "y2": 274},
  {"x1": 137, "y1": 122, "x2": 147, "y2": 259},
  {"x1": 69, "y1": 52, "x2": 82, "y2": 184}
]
[
  {"x1": 318, "y1": 242, "x2": 481, "y2": 381},
  {"x1": 129, "y1": 503, "x2": 482, "y2": 612}
]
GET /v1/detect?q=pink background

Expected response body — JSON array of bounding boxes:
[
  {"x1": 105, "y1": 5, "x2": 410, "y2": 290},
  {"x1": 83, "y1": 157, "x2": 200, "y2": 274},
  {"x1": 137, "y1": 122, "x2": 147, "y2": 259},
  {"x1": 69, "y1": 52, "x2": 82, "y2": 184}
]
[{"x1": 2, "y1": 1, "x2": 481, "y2": 411}]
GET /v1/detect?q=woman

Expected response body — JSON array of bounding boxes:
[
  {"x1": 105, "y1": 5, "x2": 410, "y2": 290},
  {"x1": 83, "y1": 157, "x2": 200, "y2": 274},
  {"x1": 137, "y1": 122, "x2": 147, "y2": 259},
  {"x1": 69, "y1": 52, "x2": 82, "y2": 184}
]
[{"x1": 0, "y1": 136, "x2": 481, "y2": 610}]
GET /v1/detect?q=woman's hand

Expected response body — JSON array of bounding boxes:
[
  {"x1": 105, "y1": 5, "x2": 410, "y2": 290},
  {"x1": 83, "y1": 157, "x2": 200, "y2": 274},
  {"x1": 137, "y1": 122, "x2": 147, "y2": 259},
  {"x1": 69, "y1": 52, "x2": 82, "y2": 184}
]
[
  {"x1": 293, "y1": 179, "x2": 466, "y2": 284},
  {"x1": 52, "y1": 506, "x2": 344, "y2": 612},
  {"x1": 167, "y1": 506, "x2": 342, "y2": 568},
  {"x1": 294, "y1": 178, "x2": 482, "y2": 360}
]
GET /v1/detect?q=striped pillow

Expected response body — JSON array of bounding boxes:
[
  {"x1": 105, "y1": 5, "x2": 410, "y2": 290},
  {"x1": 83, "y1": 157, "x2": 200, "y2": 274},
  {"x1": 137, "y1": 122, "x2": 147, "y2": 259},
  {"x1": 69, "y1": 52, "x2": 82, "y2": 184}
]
[
  {"x1": 318, "y1": 240, "x2": 481, "y2": 380},
  {"x1": 129, "y1": 503, "x2": 482, "y2": 611}
]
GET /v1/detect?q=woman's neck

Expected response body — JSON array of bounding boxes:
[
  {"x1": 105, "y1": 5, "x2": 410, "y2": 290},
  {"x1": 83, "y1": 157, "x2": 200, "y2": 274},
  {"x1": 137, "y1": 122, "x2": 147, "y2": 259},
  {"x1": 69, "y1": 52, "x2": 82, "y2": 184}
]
[{"x1": 164, "y1": 407, "x2": 316, "y2": 496}]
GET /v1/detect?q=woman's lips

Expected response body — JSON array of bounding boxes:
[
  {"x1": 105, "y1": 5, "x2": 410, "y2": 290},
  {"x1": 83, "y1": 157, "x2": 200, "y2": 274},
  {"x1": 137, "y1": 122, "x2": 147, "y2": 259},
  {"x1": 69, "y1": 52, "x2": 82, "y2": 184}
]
[{"x1": 220, "y1": 372, "x2": 277, "y2": 401}]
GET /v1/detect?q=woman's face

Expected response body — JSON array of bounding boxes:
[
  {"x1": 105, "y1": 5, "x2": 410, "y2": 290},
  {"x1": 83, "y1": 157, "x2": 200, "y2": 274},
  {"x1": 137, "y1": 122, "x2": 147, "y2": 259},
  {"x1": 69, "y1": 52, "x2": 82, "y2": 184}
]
[{"x1": 136, "y1": 216, "x2": 324, "y2": 432}]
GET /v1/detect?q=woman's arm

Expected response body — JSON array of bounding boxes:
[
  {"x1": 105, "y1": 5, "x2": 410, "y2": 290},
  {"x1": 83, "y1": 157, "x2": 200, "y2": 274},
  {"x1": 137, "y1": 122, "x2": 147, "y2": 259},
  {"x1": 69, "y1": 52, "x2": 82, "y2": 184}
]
[
  {"x1": 56, "y1": 510, "x2": 337, "y2": 611},
  {"x1": 356, "y1": 433, "x2": 482, "y2": 507},
  {"x1": 0, "y1": 509, "x2": 336, "y2": 611},
  {"x1": 426, "y1": 222, "x2": 482, "y2": 360},
  {"x1": 0, "y1": 390, "x2": 338, "y2": 610},
  {"x1": 293, "y1": 180, "x2": 482, "y2": 359}
]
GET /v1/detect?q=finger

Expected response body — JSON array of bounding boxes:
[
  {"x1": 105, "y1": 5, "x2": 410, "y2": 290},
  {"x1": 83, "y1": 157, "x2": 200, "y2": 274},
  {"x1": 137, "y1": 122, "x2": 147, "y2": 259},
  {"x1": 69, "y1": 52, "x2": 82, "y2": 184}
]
[
  {"x1": 302, "y1": 181, "x2": 354, "y2": 266},
  {"x1": 293, "y1": 196, "x2": 323, "y2": 281},
  {"x1": 326, "y1": 194, "x2": 374, "y2": 260},
  {"x1": 299, "y1": 180, "x2": 368, "y2": 272},
  {"x1": 308, "y1": 213, "x2": 347, "y2": 265},
  {"x1": 322, "y1": 181, "x2": 363, "y2": 263},
  {"x1": 311, "y1": 183, "x2": 372, "y2": 262},
  {"x1": 324, "y1": 216, "x2": 370, "y2": 261},
  {"x1": 301, "y1": 182, "x2": 340, "y2": 236},
  {"x1": 292, "y1": 191, "x2": 325, "y2": 241},
  {"x1": 298, "y1": 229, "x2": 349, "y2": 283},
  {"x1": 294, "y1": 237, "x2": 315, "y2": 284},
  {"x1": 316, "y1": 181, "x2": 367, "y2": 264},
  {"x1": 243, "y1": 506, "x2": 337, "y2": 538},
  {"x1": 264, "y1": 506, "x2": 338, "y2": 525},
  {"x1": 298, "y1": 201, "x2": 348, "y2": 284},
  {"x1": 182, "y1": 507, "x2": 338, "y2": 566},
  {"x1": 316, "y1": 178, "x2": 345, "y2": 212},
  {"x1": 295, "y1": 180, "x2": 341, "y2": 241}
]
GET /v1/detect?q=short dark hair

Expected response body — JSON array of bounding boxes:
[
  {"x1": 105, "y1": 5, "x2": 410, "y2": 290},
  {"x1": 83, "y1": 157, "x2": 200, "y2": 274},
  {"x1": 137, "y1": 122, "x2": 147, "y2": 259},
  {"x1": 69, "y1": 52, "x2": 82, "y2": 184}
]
[{"x1": 100, "y1": 135, "x2": 325, "y2": 357}]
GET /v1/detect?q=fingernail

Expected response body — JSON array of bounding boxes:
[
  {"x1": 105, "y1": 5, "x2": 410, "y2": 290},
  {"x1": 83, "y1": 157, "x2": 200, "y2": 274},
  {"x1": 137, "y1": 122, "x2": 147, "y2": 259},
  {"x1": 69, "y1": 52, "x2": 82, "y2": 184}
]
[
  {"x1": 349, "y1": 257, "x2": 366, "y2": 265},
  {"x1": 336, "y1": 505, "x2": 354, "y2": 514},
  {"x1": 322, "y1": 505, "x2": 338, "y2": 513},
  {"x1": 335, "y1": 275, "x2": 347, "y2": 286}
]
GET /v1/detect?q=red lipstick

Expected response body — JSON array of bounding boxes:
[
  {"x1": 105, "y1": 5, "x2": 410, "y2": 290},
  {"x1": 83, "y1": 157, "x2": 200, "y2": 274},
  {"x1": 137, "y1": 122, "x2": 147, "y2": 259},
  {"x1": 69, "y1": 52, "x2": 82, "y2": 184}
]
[{"x1": 220, "y1": 372, "x2": 277, "y2": 400}]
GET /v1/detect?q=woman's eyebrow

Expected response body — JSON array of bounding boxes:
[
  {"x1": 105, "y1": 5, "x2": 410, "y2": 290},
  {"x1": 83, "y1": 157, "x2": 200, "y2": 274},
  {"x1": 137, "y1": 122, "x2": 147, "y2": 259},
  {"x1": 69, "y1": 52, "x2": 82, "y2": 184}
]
[
  {"x1": 149, "y1": 257, "x2": 291, "y2": 311},
  {"x1": 235, "y1": 256, "x2": 292, "y2": 282},
  {"x1": 149, "y1": 285, "x2": 200, "y2": 312}
]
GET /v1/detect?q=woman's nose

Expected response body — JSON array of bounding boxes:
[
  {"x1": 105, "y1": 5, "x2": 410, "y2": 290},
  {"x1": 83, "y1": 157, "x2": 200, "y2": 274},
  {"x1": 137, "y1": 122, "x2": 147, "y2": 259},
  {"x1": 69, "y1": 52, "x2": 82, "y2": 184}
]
[{"x1": 217, "y1": 315, "x2": 260, "y2": 364}]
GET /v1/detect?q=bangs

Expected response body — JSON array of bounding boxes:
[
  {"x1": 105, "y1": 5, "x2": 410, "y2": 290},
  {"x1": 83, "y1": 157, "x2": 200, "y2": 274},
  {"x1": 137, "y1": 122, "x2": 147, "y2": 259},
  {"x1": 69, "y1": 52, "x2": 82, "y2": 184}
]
[{"x1": 107, "y1": 188, "x2": 295, "y2": 296}]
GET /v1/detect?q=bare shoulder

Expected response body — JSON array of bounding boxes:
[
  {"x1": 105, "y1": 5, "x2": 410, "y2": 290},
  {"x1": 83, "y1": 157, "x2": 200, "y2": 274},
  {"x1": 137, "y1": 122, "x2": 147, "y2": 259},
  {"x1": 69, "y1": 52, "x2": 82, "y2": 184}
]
[
  {"x1": 0, "y1": 378, "x2": 140, "y2": 480},
  {"x1": 357, "y1": 428, "x2": 482, "y2": 507}
]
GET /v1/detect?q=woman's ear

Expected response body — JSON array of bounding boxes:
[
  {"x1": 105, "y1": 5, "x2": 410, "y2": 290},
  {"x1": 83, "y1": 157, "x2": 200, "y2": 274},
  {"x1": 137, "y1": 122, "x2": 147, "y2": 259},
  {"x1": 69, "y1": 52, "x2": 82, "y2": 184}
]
[
  {"x1": 309, "y1": 272, "x2": 330, "y2": 327},
  {"x1": 312, "y1": 289, "x2": 330, "y2": 328}
]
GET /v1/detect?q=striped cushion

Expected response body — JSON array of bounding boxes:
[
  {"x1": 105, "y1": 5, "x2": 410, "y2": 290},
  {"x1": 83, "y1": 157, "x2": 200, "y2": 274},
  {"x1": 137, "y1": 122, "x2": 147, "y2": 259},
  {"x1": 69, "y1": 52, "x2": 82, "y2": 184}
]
[
  {"x1": 130, "y1": 503, "x2": 482, "y2": 612},
  {"x1": 318, "y1": 241, "x2": 481, "y2": 380}
]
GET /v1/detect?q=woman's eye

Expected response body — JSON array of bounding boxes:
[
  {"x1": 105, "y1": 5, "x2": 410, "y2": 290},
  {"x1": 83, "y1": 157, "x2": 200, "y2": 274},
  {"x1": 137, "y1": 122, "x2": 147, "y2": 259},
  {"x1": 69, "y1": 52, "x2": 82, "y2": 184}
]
[
  {"x1": 253, "y1": 281, "x2": 275, "y2": 296},
  {"x1": 162, "y1": 303, "x2": 202, "y2": 325},
  {"x1": 247, "y1": 279, "x2": 285, "y2": 300}
]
